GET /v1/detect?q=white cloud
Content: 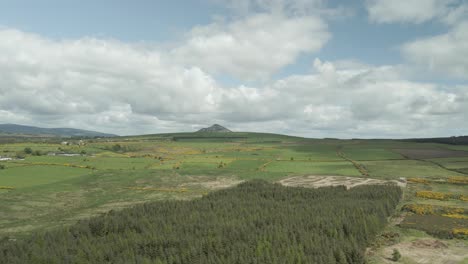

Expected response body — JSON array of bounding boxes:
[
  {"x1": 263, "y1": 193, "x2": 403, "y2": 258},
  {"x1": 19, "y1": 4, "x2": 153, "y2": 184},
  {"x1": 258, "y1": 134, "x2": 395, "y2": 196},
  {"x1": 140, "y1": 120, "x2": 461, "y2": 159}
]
[
  {"x1": 172, "y1": 13, "x2": 329, "y2": 80},
  {"x1": 402, "y1": 22, "x2": 468, "y2": 79},
  {"x1": 366, "y1": 0, "x2": 466, "y2": 24},
  {"x1": 215, "y1": 59, "x2": 467, "y2": 138},
  {"x1": 0, "y1": 29, "x2": 221, "y2": 134},
  {"x1": 0, "y1": 24, "x2": 466, "y2": 138}
]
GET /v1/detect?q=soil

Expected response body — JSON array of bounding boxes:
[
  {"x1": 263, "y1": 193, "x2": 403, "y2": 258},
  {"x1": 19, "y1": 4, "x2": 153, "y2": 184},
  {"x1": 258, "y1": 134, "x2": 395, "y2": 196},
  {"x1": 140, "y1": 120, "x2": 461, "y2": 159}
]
[
  {"x1": 278, "y1": 175, "x2": 405, "y2": 189},
  {"x1": 376, "y1": 239, "x2": 468, "y2": 264}
]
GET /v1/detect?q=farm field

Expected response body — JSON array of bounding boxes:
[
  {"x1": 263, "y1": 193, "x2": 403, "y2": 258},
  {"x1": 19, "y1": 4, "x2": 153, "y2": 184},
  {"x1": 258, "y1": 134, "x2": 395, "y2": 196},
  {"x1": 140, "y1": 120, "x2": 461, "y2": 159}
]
[{"x1": 0, "y1": 132, "x2": 468, "y2": 263}]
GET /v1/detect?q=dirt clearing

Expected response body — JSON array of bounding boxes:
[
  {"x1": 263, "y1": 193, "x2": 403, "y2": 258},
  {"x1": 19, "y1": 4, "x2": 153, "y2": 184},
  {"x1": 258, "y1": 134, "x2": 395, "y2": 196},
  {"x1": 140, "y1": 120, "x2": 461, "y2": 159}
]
[
  {"x1": 375, "y1": 239, "x2": 468, "y2": 264},
  {"x1": 278, "y1": 175, "x2": 405, "y2": 189}
]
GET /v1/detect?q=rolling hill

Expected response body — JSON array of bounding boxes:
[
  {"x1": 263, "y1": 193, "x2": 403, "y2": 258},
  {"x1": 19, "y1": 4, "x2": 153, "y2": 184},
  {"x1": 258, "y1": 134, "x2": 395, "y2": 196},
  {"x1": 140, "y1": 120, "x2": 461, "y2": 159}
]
[{"x1": 0, "y1": 124, "x2": 116, "y2": 137}]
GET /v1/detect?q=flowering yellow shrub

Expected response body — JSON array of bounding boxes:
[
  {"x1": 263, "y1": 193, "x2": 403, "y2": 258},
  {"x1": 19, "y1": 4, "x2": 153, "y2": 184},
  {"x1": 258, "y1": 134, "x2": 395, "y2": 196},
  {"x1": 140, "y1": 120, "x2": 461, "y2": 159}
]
[
  {"x1": 416, "y1": 191, "x2": 449, "y2": 200},
  {"x1": 452, "y1": 228, "x2": 468, "y2": 236},
  {"x1": 448, "y1": 177, "x2": 468, "y2": 184},
  {"x1": 403, "y1": 204, "x2": 434, "y2": 215},
  {"x1": 460, "y1": 195, "x2": 468, "y2": 202},
  {"x1": 407, "y1": 178, "x2": 429, "y2": 184},
  {"x1": 442, "y1": 214, "x2": 468, "y2": 219},
  {"x1": 0, "y1": 186, "x2": 15, "y2": 190},
  {"x1": 444, "y1": 207, "x2": 465, "y2": 214}
]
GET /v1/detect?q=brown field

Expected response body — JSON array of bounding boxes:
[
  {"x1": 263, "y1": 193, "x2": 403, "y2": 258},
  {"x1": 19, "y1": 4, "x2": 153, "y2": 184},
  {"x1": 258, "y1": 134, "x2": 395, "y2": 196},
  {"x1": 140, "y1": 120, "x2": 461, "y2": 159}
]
[{"x1": 394, "y1": 148, "x2": 468, "y2": 159}]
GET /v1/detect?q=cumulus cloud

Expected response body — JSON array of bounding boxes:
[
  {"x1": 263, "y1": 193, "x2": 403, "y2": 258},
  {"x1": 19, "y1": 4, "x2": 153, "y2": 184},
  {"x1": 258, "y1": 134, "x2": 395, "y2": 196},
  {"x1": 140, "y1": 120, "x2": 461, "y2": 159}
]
[
  {"x1": 0, "y1": 29, "x2": 221, "y2": 134},
  {"x1": 0, "y1": 1, "x2": 467, "y2": 138},
  {"x1": 366, "y1": 0, "x2": 466, "y2": 24},
  {"x1": 215, "y1": 58, "x2": 467, "y2": 138},
  {"x1": 366, "y1": 1, "x2": 468, "y2": 80},
  {"x1": 172, "y1": 13, "x2": 329, "y2": 80},
  {"x1": 402, "y1": 22, "x2": 468, "y2": 79}
]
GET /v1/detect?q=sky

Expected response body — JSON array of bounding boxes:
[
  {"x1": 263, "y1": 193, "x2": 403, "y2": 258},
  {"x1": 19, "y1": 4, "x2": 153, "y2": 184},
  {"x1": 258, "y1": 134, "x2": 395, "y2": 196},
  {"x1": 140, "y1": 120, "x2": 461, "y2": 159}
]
[{"x1": 0, "y1": 0, "x2": 467, "y2": 138}]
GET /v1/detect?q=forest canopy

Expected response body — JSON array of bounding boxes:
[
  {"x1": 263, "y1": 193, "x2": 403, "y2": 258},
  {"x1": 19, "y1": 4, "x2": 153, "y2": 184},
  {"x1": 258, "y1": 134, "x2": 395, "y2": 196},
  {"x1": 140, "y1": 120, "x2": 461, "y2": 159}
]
[{"x1": 0, "y1": 181, "x2": 401, "y2": 264}]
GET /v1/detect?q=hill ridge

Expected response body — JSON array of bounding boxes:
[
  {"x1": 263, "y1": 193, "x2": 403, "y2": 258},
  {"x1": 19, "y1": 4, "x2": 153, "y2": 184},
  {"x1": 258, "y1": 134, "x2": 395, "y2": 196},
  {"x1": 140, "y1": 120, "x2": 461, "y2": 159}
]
[{"x1": 0, "y1": 123, "x2": 116, "y2": 137}]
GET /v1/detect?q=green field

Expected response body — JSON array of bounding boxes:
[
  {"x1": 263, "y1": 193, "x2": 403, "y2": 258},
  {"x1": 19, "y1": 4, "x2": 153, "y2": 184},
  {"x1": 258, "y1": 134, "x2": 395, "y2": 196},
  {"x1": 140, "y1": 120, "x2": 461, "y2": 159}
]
[
  {"x1": 0, "y1": 165, "x2": 91, "y2": 188},
  {"x1": 265, "y1": 160, "x2": 361, "y2": 176},
  {"x1": 1, "y1": 132, "x2": 468, "y2": 263}
]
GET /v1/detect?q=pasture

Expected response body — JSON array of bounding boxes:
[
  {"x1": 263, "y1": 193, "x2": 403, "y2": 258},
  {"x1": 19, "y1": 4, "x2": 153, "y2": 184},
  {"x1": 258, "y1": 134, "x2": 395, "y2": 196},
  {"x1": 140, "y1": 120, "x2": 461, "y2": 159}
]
[{"x1": 0, "y1": 132, "x2": 467, "y2": 263}]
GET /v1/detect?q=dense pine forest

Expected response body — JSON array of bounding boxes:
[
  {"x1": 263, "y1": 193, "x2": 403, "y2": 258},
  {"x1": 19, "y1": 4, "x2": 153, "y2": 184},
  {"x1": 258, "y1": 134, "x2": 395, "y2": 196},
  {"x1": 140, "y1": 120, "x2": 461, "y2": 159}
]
[{"x1": 0, "y1": 181, "x2": 401, "y2": 264}]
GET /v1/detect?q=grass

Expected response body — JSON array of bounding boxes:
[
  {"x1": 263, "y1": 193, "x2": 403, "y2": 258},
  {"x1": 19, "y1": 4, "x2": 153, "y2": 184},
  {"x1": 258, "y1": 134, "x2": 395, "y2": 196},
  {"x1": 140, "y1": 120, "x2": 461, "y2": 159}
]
[
  {"x1": 400, "y1": 214, "x2": 468, "y2": 238},
  {"x1": 0, "y1": 165, "x2": 91, "y2": 188},
  {"x1": 363, "y1": 160, "x2": 466, "y2": 179},
  {"x1": 341, "y1": 147, "x2": 403, "y2": 160},
  {"x1": 265, "y1": 160, "x2": 361, "y2": 176},
  {"x1": 1, "y1": 132, "x2": 467, "y2": 252}
]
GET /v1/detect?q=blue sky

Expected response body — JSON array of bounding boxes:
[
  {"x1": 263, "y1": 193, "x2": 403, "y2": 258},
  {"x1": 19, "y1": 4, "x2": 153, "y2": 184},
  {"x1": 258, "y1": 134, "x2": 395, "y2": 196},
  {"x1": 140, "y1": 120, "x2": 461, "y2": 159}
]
[
  {"x1": 0, "y1": 0, "x2": 467, "y2": 137},
  {"x1": 0, "y1": 1, "x2": 448, "y2": 73},
  {"x1": 0, "y1": 0, "x2": 217, "y2": 40}
]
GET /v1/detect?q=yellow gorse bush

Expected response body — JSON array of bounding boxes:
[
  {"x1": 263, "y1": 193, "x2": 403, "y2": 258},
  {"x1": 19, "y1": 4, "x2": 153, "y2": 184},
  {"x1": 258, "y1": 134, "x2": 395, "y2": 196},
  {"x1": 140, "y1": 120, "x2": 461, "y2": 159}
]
[
  {"x1": 452, "y1": 228, "x2": 468, "y2": 236},
  {"x1": 448, "y1": 177, "x2": 468, "y2": 184},
  {"x1": 402, "y1": 204, "x2": 434, "y2": 215},
  {"x1": 403, "y1": 204, "x2": 467, "y2": 216},
  {"x1": 416, "y1": 191, "x2": 449, "y2": 200},
  {"x1": 407, "y1": 178, "x2": 429, "y2": 184},
  {"x1": 442, "y1": 213, "x2": 468, "y2": 219},
  {"x1": 415, "y1": 191, "x2": 467, "y2": 202}
]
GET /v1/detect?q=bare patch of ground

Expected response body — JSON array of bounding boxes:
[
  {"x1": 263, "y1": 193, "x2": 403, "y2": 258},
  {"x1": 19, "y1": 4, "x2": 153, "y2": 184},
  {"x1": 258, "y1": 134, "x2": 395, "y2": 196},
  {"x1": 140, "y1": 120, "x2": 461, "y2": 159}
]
[
  {"x1": 278, "y1": 175, "x2": 405, "y2": 189},
  {"x1": 180, "y1": 176, "x2": 244, "y2": 190},
  {"x1": 376, "y1": 239, "x2": 468, "y2": 264}
]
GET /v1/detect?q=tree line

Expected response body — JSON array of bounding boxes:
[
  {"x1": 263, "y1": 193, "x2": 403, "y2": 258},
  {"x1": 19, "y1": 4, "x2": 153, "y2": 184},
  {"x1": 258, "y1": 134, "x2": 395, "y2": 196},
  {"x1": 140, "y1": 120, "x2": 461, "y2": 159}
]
[{"x1": 0, "y1": 181, "x2": 402, "y2": 264}]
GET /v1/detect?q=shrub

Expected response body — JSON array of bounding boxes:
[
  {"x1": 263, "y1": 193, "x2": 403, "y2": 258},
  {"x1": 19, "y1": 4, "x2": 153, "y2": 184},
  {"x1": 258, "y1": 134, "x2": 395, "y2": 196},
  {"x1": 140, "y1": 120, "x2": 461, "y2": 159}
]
[
  {"x1": 23, "y1": 147, "x2": 32, "y2": 154},
  {"x1": 15, "y1": 153, "x2": 25, "y2": 159},
  {"x1": 112, "y1": 144, "x2": 122, "y2": 152},
  {"x1": 407, "y1": 178, "x2": 429, "y2": 184},
  {"x1": 453, "y1": 228, "x2": 468, "y2": 236},
  {"x1": 447, "y1": 177, "x2": 468, "y2": 185},
  {"x1": 415, "y1": 191, "x2": 449, "y2": 201},
  {"x1": 391, "y1": 249, "x2": 401, "y2": 261},
  {"x1": 442, "y1": 214, "x2": 468, "y2": 219},
  {"x1": 402, "y1": 204, "x2": 434, "y2": 215}
]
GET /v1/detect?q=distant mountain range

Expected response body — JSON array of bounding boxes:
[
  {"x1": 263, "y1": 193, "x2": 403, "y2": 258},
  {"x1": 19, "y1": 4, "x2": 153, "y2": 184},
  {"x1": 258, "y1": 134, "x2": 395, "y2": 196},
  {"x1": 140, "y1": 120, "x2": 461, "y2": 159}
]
[
  {"x1": 0, "y1": 124, "x2": 116, "y2": 137},
  {"x1": 197, "y1": 124, "x2": 232, "y2": 133}
]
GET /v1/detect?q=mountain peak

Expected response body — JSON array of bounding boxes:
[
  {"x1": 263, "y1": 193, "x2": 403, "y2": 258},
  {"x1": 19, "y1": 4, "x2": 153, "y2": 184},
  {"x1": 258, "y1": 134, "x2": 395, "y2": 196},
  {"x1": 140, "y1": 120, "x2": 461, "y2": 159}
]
[{"x1": 197, "y1": 124, "x2": 232, "y2": 133}]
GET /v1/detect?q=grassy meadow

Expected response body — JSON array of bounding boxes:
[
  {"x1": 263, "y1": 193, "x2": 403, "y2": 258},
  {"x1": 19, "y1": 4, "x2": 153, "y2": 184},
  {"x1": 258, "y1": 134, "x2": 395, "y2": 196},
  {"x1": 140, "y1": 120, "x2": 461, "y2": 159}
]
[{"x1": 0, "y1": 132, "x2": 467, "y2": 262}]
